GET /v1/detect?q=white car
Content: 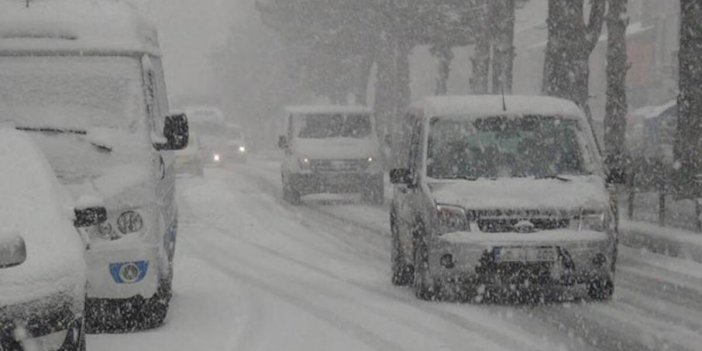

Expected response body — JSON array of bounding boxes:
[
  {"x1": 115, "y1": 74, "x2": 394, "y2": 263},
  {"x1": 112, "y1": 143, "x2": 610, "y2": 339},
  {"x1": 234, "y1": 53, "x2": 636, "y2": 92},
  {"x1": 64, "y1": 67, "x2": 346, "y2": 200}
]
[
  {"x1": 0, "y1": 128, "x2": 99, "y2": 351},
  {"x1": 279, "y1": 106, "x2": 384, "y2": 204},
  {"x1": 175, "y1": 131, "x2": 205, "y2": 176},
  {"x1": 0, "y1": 0, "x2": 188, "y2": 332},
  {"x1": 390, "y1": 95, "x2": 620, "y2": 302}
]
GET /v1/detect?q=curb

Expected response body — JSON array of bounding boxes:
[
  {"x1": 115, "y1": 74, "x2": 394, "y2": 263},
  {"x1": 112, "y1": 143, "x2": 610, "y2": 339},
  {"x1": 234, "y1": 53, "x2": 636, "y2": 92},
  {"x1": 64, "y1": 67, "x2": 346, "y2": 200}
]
[{"x1": 620, "y1": 220, "x2": 702, "y2": 263}]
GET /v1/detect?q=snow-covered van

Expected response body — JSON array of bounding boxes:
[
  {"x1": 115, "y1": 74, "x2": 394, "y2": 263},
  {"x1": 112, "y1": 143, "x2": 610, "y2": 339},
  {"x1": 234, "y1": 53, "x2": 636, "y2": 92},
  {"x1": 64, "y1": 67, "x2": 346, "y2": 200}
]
[
  {"x1": 390, "y1": 96, "x2": 620, "y2": 302},
  {"x1": 185, "y1": 105, "x2": 229, "y2": 165},
  {"x1": 0, "y1": 1, "x2": 188, "y2": 331},
  {"x1": 279, "y1": 105, "x2": 384, "y2": 204}
]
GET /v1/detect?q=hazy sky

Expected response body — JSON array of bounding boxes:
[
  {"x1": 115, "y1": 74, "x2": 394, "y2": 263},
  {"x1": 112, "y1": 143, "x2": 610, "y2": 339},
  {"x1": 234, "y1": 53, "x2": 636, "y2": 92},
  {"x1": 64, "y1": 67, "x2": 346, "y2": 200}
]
[
  {"x1": 145, "y1": 0, "x2": 249, "y2": 100},
  {"x1": 142, "y1": 0, "x2": 547, "y2": 103}
]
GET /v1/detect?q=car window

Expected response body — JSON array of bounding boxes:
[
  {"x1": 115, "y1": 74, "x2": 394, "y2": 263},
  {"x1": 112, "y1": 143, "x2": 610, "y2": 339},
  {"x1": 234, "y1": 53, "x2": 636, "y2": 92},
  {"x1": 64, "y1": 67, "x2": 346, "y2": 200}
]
[{"x1": 426, "y1": 115, "x2": 590, "y2": 179}]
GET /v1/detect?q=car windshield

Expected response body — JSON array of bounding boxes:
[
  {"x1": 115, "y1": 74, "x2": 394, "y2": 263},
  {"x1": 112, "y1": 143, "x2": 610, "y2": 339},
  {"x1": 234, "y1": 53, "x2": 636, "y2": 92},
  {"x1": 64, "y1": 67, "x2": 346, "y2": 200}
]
[
  {"x1": 427, "y1": 115, "x2": 592, "y2": 180},
  {"x1": 0, "y1": 56, "x2": 146, "y2": 131},
  {"x1": 295, "y1": 113, "x2": 372, "y2": 139}
]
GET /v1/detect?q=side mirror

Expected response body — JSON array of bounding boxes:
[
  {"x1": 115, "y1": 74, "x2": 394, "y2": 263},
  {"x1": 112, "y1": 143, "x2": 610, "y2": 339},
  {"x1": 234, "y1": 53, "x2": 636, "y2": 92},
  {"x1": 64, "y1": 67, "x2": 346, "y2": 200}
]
[
  {"x1": 0, "y1": 233, "x2": 26, "y2": 269},
  {"x1": 156, "y1": 113, "x2": 189, "y2": 151},
  {"x1": 390, "y1": 168, "x2": 413, "y2": 185},
  {"x1": 606, "y1": 167, "x2": 627, "y2": 185},
  {"x1": 278, "y1": 136, "x2": 288, "y2": 149},
  {"x1": 74, "y1": 207, "x2": 108, "y2": 228}
]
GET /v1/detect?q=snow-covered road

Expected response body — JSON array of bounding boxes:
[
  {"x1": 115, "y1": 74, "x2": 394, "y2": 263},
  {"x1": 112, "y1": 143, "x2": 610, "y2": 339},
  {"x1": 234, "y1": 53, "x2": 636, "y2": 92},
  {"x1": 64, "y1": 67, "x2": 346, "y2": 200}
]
[{"x1": 90, "y1": 159, "x2": 702, "y2": 351}]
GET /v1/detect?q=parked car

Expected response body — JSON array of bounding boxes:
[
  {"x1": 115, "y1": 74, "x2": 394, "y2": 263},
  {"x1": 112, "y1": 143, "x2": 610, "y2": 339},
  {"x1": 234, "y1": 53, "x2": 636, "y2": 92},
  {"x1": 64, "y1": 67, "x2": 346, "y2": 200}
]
[
  {"x1": 389, "y1": 95, "x2": 621, "y2": 302},
  {"x1": 0, "y1": 128, "x2": 106, "y2": 351},
  {"x1": 225, "y1": 123, "x2": 248, "y2": 163},
  {"x1": 0, "y1": 1, "x2": 188, "y2": 332},
  {"x1": 279, "y1": 105, "x2": 384, "y2": 204},
  {"x1": 175, "y1": 131, "x2": 205, "y2": 175}
]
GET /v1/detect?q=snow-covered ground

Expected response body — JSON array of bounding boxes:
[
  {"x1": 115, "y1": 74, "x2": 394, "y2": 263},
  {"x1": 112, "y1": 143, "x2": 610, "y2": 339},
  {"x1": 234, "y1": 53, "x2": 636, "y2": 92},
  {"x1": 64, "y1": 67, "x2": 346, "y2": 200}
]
[{"x1": 90, "y1": 159, "x2": 702, "y2": 351}]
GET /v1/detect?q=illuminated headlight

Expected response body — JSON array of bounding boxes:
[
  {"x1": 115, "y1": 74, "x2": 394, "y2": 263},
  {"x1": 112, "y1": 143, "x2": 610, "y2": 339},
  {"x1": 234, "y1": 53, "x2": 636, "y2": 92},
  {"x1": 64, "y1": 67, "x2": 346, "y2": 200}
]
[
  {"x1": 571, "y1": 210, "x2": 607, "y2": 232},
  {"x1": 298, "y1": 157, "x2": 311, "y2": 169},
  {"x1": 367, "y1": 156, "x2": 374, "y2": 163},
  {"x1": 239, "y1": 146, "x2": 246, "y2": 153},
  {"x1": 117, "y1": 211, "x2": 143, "y2": 234},
  {"x1": 437, "y1": 204, "x2": 470, "y2": 234},
  {"x1": 213, "y1": 154, "x2": 221, "y2": 162}
]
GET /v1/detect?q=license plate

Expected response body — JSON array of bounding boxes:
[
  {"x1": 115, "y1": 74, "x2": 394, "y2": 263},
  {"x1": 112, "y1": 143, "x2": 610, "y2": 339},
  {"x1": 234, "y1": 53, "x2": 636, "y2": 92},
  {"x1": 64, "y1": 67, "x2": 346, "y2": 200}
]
[{"x1": 494, "y1": 247, "x2": 556, "y2": 263}]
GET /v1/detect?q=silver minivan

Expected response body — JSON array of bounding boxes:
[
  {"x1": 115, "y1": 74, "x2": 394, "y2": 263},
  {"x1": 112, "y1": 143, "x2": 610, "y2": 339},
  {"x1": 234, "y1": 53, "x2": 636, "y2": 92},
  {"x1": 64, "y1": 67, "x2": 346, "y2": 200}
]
[
  {"x1": 390, "y1": 95, "x2": 621, "y2": 302},
  {"x1": 0, "y1": 1, "x2": 188, "y2": 331}
]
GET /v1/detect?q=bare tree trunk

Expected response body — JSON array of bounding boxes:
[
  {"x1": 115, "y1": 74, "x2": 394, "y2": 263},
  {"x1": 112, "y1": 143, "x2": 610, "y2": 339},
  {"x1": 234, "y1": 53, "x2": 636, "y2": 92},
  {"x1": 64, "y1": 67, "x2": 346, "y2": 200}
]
[
  {"x1": 543, "y1": 0, "x2": 606, "y2": 118},
  {"x1": 604, "y1": 0, "x2": 629, "y2": 168},
  {"x1": 491, "y1": 0, "x2": 516, "y2": 94},
  {"x1": 374, "y1": 31, "x2": 397, "y2": 139},
  {"x1": 355, "y1": 53, "x2": 374, "y2": 105},
  {"x1": 674, "y1": 0, "x2": 702, "y2": 199},
  {"x1": 470, "y1": 3, "x2": 491, "y2": 94},
  {"x1": 432, "y1": 44, "x2": 454, "y2": 95}
]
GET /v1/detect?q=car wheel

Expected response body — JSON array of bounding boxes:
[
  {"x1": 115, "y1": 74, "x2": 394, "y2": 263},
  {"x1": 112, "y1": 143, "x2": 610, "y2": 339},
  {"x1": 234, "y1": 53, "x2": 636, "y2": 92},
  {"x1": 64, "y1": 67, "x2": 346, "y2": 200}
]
[
  {"x1": 587, "y1": 278, "x2": 614, "y2": 301},
  {"x1": 412, "y1": 222, "x2": 437, "y2": 300},
  {"x1": 283, "y1": 178, "x2": 301, "y2": 205},
  {"x1": 391, "y1": 211, "x2": 413, "y2": 286}
]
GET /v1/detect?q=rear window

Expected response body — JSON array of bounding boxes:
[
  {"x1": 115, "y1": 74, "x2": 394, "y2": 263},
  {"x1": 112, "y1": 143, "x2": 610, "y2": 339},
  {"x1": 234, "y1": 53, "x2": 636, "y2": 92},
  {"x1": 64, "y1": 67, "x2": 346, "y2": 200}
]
[{"x1": 295, "y1": 114, "x2": 372, "y2": 139}]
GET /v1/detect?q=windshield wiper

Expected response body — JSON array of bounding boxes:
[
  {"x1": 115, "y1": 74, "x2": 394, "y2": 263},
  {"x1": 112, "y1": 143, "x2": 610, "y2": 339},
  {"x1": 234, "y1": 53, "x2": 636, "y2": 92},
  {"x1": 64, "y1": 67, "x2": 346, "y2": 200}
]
[
  {"x1": 16, "y1": 126, "x2": 112, "y2": 153},
  {"x1": 535, "y1": 174, "x2": 573, "y2": 182},
  {"x1": 448, "y1": 175, "x2": 479, "y2": 181},
  {"x1": 17, "y1": 126, "x2": 87, "y2": 135}
]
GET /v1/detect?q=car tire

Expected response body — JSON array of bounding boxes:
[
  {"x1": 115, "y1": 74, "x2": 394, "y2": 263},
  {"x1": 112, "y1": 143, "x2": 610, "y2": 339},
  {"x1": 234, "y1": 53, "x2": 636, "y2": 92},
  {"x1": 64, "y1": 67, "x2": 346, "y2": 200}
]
[
  {"x1": 587, "y1": 278, "x2": 614, "y2": 301},
  {"x1": 391, "y1": 211, "x2": 413, "y2": 286},
  {"x1": 283, "y1": 177, "x2": 301, "y2": 205},
  {"x1": 412, "y1": 222, "x2": 437, "y2": 300}
]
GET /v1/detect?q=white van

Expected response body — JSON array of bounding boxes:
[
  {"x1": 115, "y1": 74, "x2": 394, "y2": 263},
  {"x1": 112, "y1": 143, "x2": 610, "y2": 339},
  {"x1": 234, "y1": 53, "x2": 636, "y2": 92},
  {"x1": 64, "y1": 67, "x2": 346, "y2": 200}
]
[
  {"x1": 0, "y1": 1, "x2": 188, "y2": 331},
  {"x1": 279, "y1": 106, "x2": 384, "y2": 204}
]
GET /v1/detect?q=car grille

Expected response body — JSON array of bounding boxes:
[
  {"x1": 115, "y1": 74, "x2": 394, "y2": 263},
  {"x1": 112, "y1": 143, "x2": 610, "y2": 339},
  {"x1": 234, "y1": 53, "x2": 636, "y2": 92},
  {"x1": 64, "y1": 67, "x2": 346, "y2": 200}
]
[
  {"x1": 0, "y1": 294, "x2": 77, "y2": 348},
  {"x1": 473, "y1": 209, "x2": 571, "y2": 233},
  {"x1": 310, "y1": 159, "x2": 367, "y2": 172}
]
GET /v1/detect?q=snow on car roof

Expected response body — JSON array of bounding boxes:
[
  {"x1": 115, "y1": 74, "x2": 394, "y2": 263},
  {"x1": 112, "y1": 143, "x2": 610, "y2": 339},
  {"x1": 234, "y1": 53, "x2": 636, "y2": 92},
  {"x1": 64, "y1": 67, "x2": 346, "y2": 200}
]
[
  {"x1": 0, "y1": 0, "x2": 159, "y2": 55},
  {"x1": 285, "y1": 105, "x2": 373, "y2": 115},
  {"x1": 413, "y1": 95, "x2": 586, "y2": 120},
  {"x1": 185, "y1": 106, "x2": 226, "y2": 123}
]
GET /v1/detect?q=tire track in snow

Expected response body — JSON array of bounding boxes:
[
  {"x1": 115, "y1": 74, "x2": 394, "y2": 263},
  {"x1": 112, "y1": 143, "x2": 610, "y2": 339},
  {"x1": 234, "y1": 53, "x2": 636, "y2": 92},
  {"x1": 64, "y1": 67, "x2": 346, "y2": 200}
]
[{"x1": 232, "y1": 160, "x2": 702, "y2": 351}]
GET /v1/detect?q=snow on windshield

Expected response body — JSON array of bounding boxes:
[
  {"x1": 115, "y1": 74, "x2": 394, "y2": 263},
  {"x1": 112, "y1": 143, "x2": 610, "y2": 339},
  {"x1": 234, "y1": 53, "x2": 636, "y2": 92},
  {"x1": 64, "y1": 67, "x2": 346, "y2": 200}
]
[
  {"x1": 0, "y1": 56, "x2": 145, "y2": 131},
  {"x1": 295, "y1": 114, "x2": 372, "y2": 139},
  {"x1": 427, "y1": 116, "x2": 591, "y2": 179}
]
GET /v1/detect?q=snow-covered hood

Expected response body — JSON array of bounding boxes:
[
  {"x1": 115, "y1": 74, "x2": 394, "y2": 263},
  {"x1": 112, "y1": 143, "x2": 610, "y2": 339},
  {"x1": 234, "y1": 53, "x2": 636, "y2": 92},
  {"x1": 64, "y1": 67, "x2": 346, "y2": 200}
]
[
  {"x1": 293, "y1": 137, "x2": 380, "y2": 159},
  {"x1": 429, "y1": 176, "x2": 609, "y2": 212}
]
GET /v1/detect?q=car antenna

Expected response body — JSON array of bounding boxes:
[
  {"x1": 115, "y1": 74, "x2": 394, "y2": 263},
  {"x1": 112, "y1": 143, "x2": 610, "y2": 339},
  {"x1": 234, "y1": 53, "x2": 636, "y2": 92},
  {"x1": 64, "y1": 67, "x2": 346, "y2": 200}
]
[{"x1": 501, "y1": 84, "x2": 507, "y2": 111}]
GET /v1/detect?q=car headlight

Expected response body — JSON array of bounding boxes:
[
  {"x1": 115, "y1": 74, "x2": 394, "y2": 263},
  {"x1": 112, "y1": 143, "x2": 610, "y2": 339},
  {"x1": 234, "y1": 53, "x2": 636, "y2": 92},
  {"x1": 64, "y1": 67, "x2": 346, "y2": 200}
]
[
  {"x1": 213, "y1": 154, "x2": 221, "y2": 162},
  {"x1": 437, "y1": 204, "x2": 470, "y2": 234},
  {"x1": 298, "y1": 157, "x2": 311, "y2": 169},
  {"x1": 571, "y1": 210, "x2": 607, "y2": 232},
  {"x1": 97, "y1": 221, "x2": 120, "y2": 240},
  {"x1": 239, "y1": 146, "x2": 246, "y2": 153},
  {"x1": 117, "y1": 211, "x2": 144, "y2": 234}
]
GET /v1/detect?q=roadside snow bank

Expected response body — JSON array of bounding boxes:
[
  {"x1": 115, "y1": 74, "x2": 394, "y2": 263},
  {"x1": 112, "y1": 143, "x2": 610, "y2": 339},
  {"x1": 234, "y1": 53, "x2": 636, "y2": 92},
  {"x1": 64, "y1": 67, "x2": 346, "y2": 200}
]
[{"x1": 620, "y1": 220, "x2": 702, "y2": 263}]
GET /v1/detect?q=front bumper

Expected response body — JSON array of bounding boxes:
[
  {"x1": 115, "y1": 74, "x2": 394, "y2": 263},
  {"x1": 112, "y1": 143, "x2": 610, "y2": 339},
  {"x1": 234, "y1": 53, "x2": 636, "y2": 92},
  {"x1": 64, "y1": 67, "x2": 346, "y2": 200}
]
[
  {"x1": 85, "y1": 241, "x2": 160, "y2": 300},
  {"x1": 175, "y1": 155, "x2": 203, "y2": 174},
  {"x1": 1, "y1": 294, "x2": 83, "y2": 351},
  {"x1": 426, "y1": 230, "x2": 615, "y2": 287},
  {"x1": 289, "y1": 172, "x2": 382, "y2": 194}
]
